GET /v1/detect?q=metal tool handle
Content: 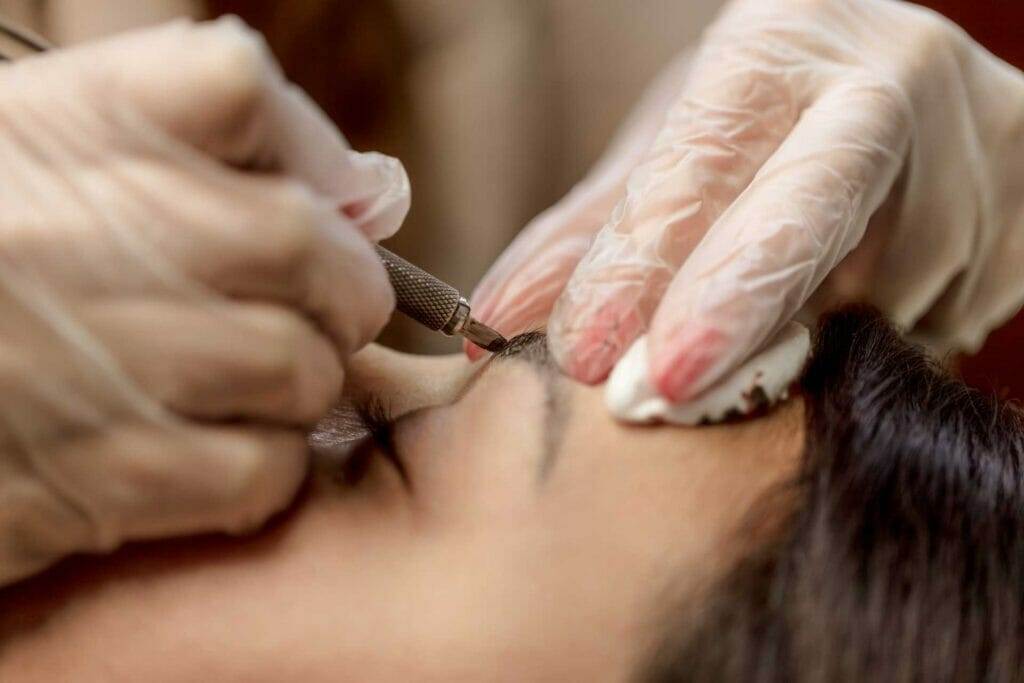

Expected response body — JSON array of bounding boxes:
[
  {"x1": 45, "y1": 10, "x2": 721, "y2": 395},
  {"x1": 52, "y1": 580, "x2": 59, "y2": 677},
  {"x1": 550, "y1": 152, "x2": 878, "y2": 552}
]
[{"x1": 375, "y1": 245, "x2": 465, "y2": 333}]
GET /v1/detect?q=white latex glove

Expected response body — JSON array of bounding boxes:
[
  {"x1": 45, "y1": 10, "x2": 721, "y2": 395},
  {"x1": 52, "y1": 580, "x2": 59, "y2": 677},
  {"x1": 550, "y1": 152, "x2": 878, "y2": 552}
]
[
  {"x1": 0, "y1": 18, "x2": 410, "y2": 585},
  {"x1": 468, "y1": 0, "x2": 1024, "y2": 409}
]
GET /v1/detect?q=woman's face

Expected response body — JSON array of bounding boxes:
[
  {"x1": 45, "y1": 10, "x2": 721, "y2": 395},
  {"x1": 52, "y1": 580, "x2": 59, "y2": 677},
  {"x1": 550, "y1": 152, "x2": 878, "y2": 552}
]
[{"x1": 0, "y1": 337, "x2": 804, "y2": 682}]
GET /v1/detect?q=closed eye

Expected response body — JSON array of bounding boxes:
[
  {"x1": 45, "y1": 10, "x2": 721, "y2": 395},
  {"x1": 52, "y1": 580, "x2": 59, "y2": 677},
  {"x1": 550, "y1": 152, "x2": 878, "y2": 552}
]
[{"x1": 355, "y1": 396, "x2": 411, "y2": 489}]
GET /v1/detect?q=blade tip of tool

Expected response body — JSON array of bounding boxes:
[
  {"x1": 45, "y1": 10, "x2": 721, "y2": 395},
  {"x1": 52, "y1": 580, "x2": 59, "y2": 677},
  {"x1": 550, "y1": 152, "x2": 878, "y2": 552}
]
[
  {"x1": 484, "y1": 336, "x2": 509, "y2": 353},
  {"x1": 463, "y1": 318, "x2": 508, "y2": 354}
]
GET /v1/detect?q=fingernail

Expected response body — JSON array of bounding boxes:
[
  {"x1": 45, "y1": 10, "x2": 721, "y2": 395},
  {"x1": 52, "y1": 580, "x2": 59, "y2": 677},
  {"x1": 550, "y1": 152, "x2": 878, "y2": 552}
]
[
  {"x1": 342, "y1": 153, "x2": 410, "y2": 240},
  {"x1": 650, "y1": 326, "x2": 726, "y2": 403},
  {"x1": 555, "y1": 297, "x2": 646, "y2": 384},
  {"x1": 341, "y1": 200, "x2": 369, "y2": 220},
  {"x1": 561, "y1": 336, "x2": 620, "y2": 384}
]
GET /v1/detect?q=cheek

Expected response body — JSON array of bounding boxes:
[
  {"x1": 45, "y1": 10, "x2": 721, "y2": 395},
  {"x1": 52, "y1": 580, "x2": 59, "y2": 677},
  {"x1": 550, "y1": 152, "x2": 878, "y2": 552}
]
[
  {"x1": 385, "y1": 519, "x2": 640, "y2": 682},
  {"x1": 0, "y1": 485, "x2": 426, "y2": 682}
]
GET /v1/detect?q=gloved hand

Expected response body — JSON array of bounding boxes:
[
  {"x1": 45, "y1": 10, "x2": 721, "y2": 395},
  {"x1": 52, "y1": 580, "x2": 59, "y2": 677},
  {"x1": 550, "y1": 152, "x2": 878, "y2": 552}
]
[
  {"x1": 0, "y1": 18, "x2": 409, "y2": 585},
  {"x1": 469, "y1": 0, "x2": 1024, "y2": 406}
]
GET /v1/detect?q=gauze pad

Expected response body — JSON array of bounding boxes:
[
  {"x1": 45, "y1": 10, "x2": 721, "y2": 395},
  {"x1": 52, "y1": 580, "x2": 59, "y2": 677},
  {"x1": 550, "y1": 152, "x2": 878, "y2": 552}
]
[{"x1": 605, "y1": 322, "x2": 810, "y2": 425}]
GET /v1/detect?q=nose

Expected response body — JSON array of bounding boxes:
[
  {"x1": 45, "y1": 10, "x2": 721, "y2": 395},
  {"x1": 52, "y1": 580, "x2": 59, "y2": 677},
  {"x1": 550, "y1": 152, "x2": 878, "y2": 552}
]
[{"x1": 343, "y1": 344, "x2": 479, "y2": 418}]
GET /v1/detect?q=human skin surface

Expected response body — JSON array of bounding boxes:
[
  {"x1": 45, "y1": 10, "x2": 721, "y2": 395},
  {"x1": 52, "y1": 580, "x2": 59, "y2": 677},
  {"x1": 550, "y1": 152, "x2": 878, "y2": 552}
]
[{"x1": 0, "y1": 341, "x2": 803, "y2": 682}]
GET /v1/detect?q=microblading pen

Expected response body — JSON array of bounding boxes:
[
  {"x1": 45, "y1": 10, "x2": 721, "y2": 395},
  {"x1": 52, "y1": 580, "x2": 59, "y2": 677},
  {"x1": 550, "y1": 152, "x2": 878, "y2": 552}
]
[{"x1": 374, "y1": 246, "x2": 507, "y2": 353}]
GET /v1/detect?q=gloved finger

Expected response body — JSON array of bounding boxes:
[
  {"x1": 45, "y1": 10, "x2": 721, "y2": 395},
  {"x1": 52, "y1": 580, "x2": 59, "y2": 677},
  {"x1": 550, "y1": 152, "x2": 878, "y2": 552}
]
[
  {"x1": 149, "y1": 171, "x2": 395, "y2": 356},
  {"x1": 548, "y1": 59, "x2": 800, "y2": 383},
  {"x1": 260, "y1": 83, "x2": 410, "y2": 242},
  {"x1": 464, "y1": 198, "x2": 615, "y2": 362},
  {"x1": 9, "y1": 125, "x2": 394, "y2": 355},
  {"x1": 46, "y1": 423, "x2": 307, "y2": 549},
  {"x1": 466, "y1": 146, "x2": 647, "y2": 360},
  {"x1": 466, "y1": 49, "x2": 697, "y2": 361},
  {"x1": 90, "y1": 18, "x2": 409, "y2": 240},
  {"x1": 647, "y1": 78, "x2": 910, "y2": 402},
  {"x1": 85, "y1": 300, "x2": 343, "y2": 425},
  {"x1": 0, "y1": 151, "x2": 393, "y2": 356}
]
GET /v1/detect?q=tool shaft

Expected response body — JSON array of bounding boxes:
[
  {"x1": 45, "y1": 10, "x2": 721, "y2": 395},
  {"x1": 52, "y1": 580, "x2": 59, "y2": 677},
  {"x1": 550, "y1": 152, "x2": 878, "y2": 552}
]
[
  {"x1": 375, "y1": 246, "x2": 465, "y2": 333},
  {"x1": 375, "y1": 246, "x2": 507, "y2": 353}
]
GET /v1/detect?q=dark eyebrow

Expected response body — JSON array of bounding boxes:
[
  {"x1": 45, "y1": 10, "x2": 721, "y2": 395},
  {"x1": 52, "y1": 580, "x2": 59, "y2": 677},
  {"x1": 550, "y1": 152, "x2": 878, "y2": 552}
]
[
  {"x1": 493, "y1": 330, "x2": 551, "y2": 363},
  {"x1": 489, "y1": 330, "x2": 569, "y2": 482}
]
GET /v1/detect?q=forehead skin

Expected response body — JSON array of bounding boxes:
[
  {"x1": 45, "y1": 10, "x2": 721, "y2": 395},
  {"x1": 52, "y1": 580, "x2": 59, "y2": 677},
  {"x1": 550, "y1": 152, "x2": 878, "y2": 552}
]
[{"x1": 0, "y1": 348, "x2": 804, "y2": 682}]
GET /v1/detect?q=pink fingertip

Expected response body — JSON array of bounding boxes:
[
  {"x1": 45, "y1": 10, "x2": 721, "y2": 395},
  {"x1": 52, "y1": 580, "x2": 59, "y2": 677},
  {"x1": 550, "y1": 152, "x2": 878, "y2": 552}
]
[
  {"x1": 557, "y1": 298, "x2": 646, "y2": 385},
  {"x1": 464, "y1": 338, "x2": 486, "y2": 361},
  {"x1": 562, "y1": 337, "x2": 619, "y2": 384},
  {"x1": 650, "y1": 327, "x2": 726, "y2": 403},
  {"x1": 341, "y1": 201, "x2": 368, "y2": 220}
]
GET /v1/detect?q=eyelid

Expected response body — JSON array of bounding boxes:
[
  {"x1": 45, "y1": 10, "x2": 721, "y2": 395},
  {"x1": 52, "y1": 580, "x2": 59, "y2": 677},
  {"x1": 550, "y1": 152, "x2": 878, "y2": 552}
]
[{"x1": 347, "y1": 335, "x2": 550, "y2": 487}]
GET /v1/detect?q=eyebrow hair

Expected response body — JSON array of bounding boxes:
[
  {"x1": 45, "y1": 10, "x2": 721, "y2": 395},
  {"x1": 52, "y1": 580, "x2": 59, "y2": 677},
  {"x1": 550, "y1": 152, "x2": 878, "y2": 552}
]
[
  {"x1": 491, "y1": 331, "x2": 570, "y2": 481},
  {"x1": 494, "y1": 330, "x2": 550, "y2": 362}
]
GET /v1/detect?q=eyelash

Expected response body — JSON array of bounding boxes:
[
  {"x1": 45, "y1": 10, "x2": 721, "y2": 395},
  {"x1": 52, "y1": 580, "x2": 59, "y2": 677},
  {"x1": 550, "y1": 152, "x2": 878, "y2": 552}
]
[
  {"x1": 348, "y1": 396, "x2": 411, "y2": 488},
  {"x1": 359, "y1": 396, "x2": 397, "y2": 454}
]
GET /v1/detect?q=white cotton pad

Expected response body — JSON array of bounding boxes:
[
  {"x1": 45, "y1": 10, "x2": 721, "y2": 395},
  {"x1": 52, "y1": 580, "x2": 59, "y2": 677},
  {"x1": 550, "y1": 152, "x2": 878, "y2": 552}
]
[{"x1": 605, "y1": 322, "x2": 811, "y2": 425}]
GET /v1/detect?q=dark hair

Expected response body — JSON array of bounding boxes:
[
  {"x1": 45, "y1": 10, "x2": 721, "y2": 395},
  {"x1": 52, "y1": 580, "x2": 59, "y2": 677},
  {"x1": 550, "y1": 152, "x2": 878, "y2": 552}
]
[{"x1": 644, "y1": 306, "x2": 1024, "y2": 682}]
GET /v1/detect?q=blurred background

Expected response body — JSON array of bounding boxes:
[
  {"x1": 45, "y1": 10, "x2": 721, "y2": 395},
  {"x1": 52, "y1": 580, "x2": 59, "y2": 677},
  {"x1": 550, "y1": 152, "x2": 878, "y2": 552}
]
[{"x1": 4, "y1": 0, "x2": 1022, "y2": 395}]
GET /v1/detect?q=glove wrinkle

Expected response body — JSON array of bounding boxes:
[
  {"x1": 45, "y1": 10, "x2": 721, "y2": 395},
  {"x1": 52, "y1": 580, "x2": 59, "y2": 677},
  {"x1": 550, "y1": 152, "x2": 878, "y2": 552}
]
[
  {"x1": 0, "y1": 19, "x2": 408, "y2": 585},
  {"x1": 473, "y1": 0, "x2": 1024, "y2": 410}
]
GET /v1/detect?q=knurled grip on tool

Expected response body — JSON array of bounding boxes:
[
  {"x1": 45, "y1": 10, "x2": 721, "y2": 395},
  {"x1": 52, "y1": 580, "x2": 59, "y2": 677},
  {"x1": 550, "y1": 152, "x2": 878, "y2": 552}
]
[{"x1": 375, "y1": 246, "x2": 462, "y2": 332}]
